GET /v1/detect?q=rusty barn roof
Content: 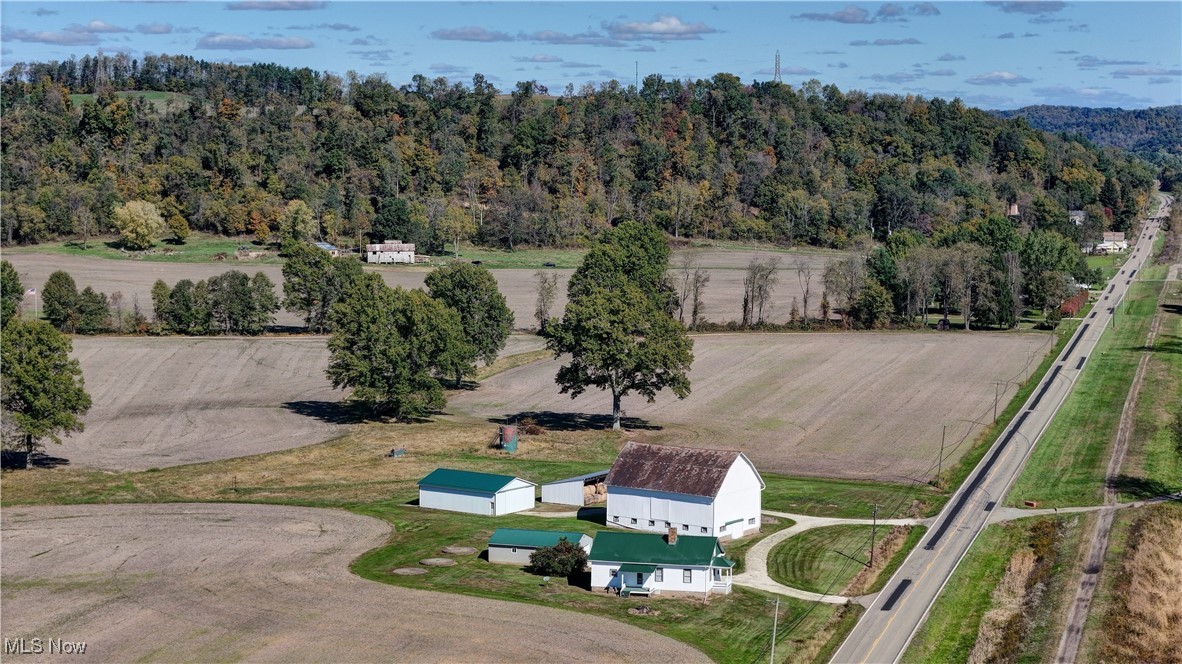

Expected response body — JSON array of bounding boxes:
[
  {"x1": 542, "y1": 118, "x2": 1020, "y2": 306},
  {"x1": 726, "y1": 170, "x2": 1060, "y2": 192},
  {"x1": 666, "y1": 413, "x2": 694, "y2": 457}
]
[{"x1": 606, "y1": 442, "x2": 740, "y2": 498}]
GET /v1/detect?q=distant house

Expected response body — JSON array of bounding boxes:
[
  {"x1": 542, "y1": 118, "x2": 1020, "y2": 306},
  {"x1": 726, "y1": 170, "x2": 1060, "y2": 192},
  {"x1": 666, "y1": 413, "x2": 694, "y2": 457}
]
[
  {"x1": 417, "y1": 469, "x2": 536, "y2": 516},
  {"x1": 606, "y1": 442, "x2": 765, "y2": 540},
  {"x1": 1097, "y1": 231, "x2": 1128, "y2": 253},
  {"x1": 365, "y1": 239, "x2": 416, "y2": 264},
  {"x1": 313, "y1": 241, "x2": 340, "y2": 257},
  {"x1": 1069, "y1": 210, "x2": 1087, "y2": 226},
  {"x1": 589, "y1": 529, "x2": 734, "y2": 597},
  {"x1": 487, "y1": 528, "x2": 593, "y2": 565}
]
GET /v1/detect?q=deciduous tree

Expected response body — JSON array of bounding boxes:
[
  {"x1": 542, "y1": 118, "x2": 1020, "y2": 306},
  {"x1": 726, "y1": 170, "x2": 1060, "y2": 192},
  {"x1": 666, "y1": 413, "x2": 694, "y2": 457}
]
[
  {"x1": 112, "y1": 200, "x2": 165, "y2": 250},
  {"x1": 42, "y1": 271, "x2": 79, "y2": 333},
  {"x1": 1, "y1": 320, "x2": 92, "y2": 457},
  {"x1": 282, "y1": 243, "x2": 364, "y2": 333},
  {"x1": 534, "y1": 270, "x2": 559, "y2": 332},
  {"x1": 1, "y1": 261, "x2": 24, "y2": 327},
  {"x1": 425, "y1": 263, "x2": 512, "y2": 385}
]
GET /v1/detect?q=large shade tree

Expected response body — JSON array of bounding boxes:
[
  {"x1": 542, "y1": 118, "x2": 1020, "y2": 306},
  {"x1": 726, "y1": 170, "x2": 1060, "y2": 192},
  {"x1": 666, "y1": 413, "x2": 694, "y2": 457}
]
[
  {"x1": 544, "y1": 221, "x2": 693, "y2": 429},
  {"x1": 425, "y1": 262, "x2": 513, "y2": 386},
  {"x1": 1, "y1": 319, "x2": 92, "y2": 457}
]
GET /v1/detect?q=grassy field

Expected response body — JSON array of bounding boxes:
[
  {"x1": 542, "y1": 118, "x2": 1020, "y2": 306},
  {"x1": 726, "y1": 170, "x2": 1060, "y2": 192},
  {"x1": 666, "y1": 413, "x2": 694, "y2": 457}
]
[
  {"x1": 767, "y1": 525, "x2": 876, "y2": 594},
  {"x1": 69, "y1": 90, "x2": 194, "y2": 111},
  {"x1": 763, "y1": 476, "x2": 941, "y2": 519},
  {"x1": 1086, "y1": 252, "x2": 1129, "y2": 283},
  {"x1": 1007, "y1": 265, "x2": 1168, "y2": 508},
  {"x1": 3, "y1": 232, "x2": 282, "y2": 264}
]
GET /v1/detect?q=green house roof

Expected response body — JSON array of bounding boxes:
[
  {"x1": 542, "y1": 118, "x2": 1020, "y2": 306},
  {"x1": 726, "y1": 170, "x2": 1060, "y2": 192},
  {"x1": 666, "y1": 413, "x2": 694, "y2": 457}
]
[
  {"x1": 417, "y1": 468, "x2": 527, "y2": 493},
  {"x1": 489, "y1": 528, "x2": 586, "y2": 548},
  {"x1": 589, "y1": 531, "x2": 733, "y2": 567}
]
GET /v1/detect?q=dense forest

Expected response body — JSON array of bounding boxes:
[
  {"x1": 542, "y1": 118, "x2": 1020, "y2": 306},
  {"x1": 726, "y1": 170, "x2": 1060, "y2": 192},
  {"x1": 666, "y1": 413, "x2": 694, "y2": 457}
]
[
  {"x1": 0, "y1": 52, "x2": 1158, "y2": 254},
  {"x1": 992, "y1": 105, "x2": 1182, "y2": 191}
]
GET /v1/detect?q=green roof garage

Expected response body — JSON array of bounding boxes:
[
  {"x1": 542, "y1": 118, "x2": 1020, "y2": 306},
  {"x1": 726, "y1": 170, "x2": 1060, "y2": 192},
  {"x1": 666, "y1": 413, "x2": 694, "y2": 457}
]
[
  {"x1": 417, "y1": 469, "x2": 537, "y2": 516},
  {"x1": 487, "y1": 528, "x2": 593, "y2": 565}
]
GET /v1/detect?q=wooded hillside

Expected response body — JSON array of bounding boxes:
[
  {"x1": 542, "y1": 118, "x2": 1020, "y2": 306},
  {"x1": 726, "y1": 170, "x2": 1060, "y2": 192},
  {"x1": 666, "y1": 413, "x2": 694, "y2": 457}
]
[{"x1": 1, "y1": 53, "x2": 1156, "y2": 252}]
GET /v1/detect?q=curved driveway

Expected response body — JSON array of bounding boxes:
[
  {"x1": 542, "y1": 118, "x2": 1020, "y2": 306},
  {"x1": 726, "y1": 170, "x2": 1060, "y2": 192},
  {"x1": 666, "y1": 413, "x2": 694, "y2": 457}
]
[{"x1": 0, "y1": 504, "x2": 708, "y2": 663}]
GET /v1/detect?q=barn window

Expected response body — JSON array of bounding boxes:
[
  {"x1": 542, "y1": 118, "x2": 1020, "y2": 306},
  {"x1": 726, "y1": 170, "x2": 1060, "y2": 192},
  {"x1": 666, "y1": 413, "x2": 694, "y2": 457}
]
[
  {"x1": 648, "y1": 520, "x2": 655, "y2": 526},
  {"x1": 511, "y1": 548, "x2": 517, "y2": 553},
  {"x1": 700, "y1": 526, "x2": 708, "y2": 533},
  {"x1": 748, "y1": 517, "x2": 756, "y2": 525},
  {"x1": 682, "y1": 524, "x2": 689, "y2": 531},
  {"x1": 665, "y1": 521, "x2": 671, "y2": 527},
  {"x1": 655, "y1": 569, "x2": 664, "y2": 582},
  {"x1": 613, "y1": 515, "x2": 619, "y2": 523},
  {"x1": 683, "y1": 569, "x2": 692, "y2": 583},
  {"x1": 630, "y1": 518, "x2": 637, "y2": 525}
]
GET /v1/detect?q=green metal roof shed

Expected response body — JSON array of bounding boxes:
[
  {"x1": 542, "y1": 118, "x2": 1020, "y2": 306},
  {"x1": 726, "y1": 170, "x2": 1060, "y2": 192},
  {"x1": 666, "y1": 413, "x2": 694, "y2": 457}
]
[
  {"x1": 487, "y1": 528, "x2": 594, "y2": 565},
  {"x1": 417, "y1": 468, "x2": 536, "y2": 516}
]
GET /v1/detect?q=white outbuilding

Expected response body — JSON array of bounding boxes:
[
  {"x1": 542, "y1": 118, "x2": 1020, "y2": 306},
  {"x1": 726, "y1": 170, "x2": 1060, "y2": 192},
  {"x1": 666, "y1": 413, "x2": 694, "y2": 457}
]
[
  {"x1": 417, "y1": 468, "x2": 536, "y2": 516},
  {"x1": 540, "y1": 470, "x2": 610, "y2": 506},
  {"x1": 487, "y1": 528, "x2": 593, "y2": 565},
  {"x1": 365, "y1": 239, "x2": 416, "y2": 264},
  {"x1": 605, "y1": 442, "x2": 765, "y2": 540}
]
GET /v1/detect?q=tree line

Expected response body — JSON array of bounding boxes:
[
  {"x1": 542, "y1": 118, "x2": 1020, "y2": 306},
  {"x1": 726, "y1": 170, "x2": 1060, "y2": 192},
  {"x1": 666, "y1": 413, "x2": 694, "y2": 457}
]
[{"x1": 2, "y1": 54, "x2": 1156, "y2": 257}]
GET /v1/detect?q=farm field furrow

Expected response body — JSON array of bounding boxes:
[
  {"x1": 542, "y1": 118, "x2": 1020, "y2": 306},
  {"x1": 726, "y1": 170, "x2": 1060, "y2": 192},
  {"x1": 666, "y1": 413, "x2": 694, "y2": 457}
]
[
  {"x1": 0, "y1": 503, "x2": 707, "y2": 663},
  {"x1": 57, "y1": 336, "x2": 342, "y2": 471},
  {"x1": 4, "y1": 250, "x2": 833, "y2": 330},
  {"x1": 449, "y1": 332, "x2": 1052, "y2": 481}
]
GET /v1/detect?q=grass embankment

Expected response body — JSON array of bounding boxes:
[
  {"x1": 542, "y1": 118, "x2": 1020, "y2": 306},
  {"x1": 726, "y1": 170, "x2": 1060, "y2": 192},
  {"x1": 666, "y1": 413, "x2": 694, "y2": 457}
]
[
  {"x1": 902, "y1": 514, "x2": 1086, "y2": 664},
  {"x1": 766, "y1": 524, "x2": 927, "y2": 596},
  {"x1": 3, "y1": 233, "x2": 284, "y2": 264},
  {"x1": 1007, "y1": 264, "x2": 1170, "y2": 508},
  {"x1": 762, "y1": 476, "x2": 940, "y2": 520},
  {"x1": 1083, "y1": 502, "x2": 1182, "y2": 662}
]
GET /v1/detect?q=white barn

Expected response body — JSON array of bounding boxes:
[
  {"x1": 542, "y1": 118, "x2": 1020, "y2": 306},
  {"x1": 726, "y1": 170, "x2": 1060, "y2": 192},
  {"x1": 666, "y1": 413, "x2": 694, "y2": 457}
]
[
  {"x1": 589, "y1": 530, "x2": 734, "y2": 597},
  {"x1": 417, "y1": 468, "x2": 536, "y2": 516},
  {"x1": 606, "y1": 442, "x2": 765, "y2": 540},
  {"x1": 540, "y1": 470, "x2": 609, "y2": 506},
  {"x1": 487, "y1": 528, "x2": 593, "y2": 565},
  {"x1": 365, "y1": 239, "x2": 416, "y2": 264}
]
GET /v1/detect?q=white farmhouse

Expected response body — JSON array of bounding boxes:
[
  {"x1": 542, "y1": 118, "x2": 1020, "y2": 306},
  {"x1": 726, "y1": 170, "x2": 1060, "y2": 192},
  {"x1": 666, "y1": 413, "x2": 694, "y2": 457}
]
[
  {"x1": 365, "y1": 239, "x2": 416, "y2": 264},
  {"x1": 417, "y1": 468, "x2": 536, "y2": 516},
  {"x1": 605, "y1": 442, "x2": 765, "y2": 540},
  {"x1": 589, "y1": 529, "x2": 734, "y2": 597}
]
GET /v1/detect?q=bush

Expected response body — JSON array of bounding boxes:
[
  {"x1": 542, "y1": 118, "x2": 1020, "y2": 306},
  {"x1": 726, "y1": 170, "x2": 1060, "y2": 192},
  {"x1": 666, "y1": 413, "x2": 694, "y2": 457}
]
[{"x1": 527, "y1": 538, "x2": 588, "y2": 577}]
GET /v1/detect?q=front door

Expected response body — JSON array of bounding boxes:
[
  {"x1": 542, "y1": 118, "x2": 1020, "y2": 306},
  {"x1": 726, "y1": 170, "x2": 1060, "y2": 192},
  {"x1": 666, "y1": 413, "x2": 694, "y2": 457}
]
[
  {"x1": 713, "y1": 568, "x2": 721, "y2": 582},
  {"x1": 636, "y1": 573, "x2": 645, "y2": 586}
]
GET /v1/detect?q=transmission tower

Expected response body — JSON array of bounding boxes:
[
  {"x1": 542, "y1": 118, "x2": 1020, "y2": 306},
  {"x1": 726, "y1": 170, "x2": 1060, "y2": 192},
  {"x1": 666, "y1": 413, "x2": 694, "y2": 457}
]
[{"x1": 774, "y1": 50, "x2": 782, "y2": 83}]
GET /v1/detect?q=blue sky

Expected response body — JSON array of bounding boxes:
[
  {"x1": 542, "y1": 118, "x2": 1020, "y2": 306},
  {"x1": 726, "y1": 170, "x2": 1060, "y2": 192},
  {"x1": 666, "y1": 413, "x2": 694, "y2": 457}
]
[{"x1": 2, "y1": 1, "x2": 1179, "y2": 109}]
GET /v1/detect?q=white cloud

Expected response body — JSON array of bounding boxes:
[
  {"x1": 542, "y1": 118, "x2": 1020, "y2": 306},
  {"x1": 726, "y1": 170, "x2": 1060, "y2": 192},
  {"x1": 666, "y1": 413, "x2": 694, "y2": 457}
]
[
  {"x1": 225, "y1": 1, "x2": 328, "y2": 10},
  {"x1": 196, "y1": 33, "x2": 313, "y2": 49},
  {"x1": 431, "y1": 26, "x2": 513, "y2": 42},
  {"x1": 603, "y1": 15, "x2": 718, "y2": 41},
  {"x1": 966, "y1": 71, "x2": 1033, "y2": 85}
]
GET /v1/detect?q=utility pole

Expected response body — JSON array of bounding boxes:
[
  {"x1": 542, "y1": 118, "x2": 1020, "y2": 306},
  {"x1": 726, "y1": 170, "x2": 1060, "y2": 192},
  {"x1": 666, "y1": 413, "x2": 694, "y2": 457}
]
[
  {"x1": 994, "y1": 382, "x2": 1000, "y2": 423},
  {"x1": 869, "y1": 503, "x2": 879, "y2": 567},
  {"x1": 769, "y1": 596, "x2": 780, "y2": 664},
  {"x1": 937, "y1": 424, "x2": 947, "y2": 486}
]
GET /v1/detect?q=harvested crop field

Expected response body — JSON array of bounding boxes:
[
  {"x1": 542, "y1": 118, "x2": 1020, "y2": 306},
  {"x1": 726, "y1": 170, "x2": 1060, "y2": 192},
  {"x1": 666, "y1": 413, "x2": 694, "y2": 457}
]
[
  {"x1": 57, "y1": 336, "x2": 341, "y2": 471},
  {"x1": 6, "y1": 249, "x2": 833, "y2": 330},
  {"x1": 0, "y1": 503, "x2": 706, "y2": 663},
  {"x1": 449, "y1": 332, "x2": 1052, "y2": 480}
]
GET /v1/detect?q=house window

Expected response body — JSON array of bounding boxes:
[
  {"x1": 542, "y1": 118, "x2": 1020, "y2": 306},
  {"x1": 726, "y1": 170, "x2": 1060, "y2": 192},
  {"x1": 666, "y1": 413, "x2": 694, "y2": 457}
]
[
  {"x1": 683, "y1": 569, "x2": 692, "y2": 583},
  {"x1": 655, "y1": 569, "x2": 664, "y2": 582},
  {"x1": 511, "y1": 548, "x2": 517, "y2": 553},
  {"x1": 630, "y1": 518, "x2": 638, "y2": 525},
  {"x1": 700, "y1": 526, "x2": 708, "y2": 533},
  {"x1": 610, "y1": 568, "x2": 618, "y2": 577},
  {"x1": 613, "y1": 515, "x2": 619, "y2": 523},
  {"x1": 682, "y1": 524, "x2": 689, "y2": 531},
  {"x1": 648, "y1": 520, "x2": 655, "y2": 527},
  {"x1": 748, "y1": 517, "x2": 756, "y2": 525}
]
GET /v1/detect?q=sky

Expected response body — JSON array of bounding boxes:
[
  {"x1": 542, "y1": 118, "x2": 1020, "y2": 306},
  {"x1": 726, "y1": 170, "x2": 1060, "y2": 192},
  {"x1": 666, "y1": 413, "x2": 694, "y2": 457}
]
[{"x1": 1, "y1": 1, "x2": 1179, "y2": 109}]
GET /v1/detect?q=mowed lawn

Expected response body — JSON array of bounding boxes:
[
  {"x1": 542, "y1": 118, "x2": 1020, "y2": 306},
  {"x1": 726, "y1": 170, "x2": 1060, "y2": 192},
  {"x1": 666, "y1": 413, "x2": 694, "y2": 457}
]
[{"x1": 450, "y1": 331, "x2": 1053, "y2": 481}]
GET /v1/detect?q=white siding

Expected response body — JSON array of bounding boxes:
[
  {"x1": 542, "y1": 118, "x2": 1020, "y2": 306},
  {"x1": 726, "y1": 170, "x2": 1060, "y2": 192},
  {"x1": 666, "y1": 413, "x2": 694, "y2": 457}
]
[
  {"x1": 541, "y1": 480, "x2": 584, "y2": 506},
  {"x1": 607, "y1": 486, "x2": 714, "y2": 534},
  {"x1": 492, "y1": 481, "x2": 536, "y2": 515},
  {"x1": 420, "y1": 487, "x2": 494, "y2": 516},
  {"x1": 589, "y1": 562, "x2": 726, "y2": 595},
  {"x1": 366, "y1": 250, "x2": 415, "y2": 264},
  {"x1": 713, "y1": 456, "x2": 764, "y2": 538},
  {"x1": 488, "y1": 545, "x2": 535, "y2": 565}
]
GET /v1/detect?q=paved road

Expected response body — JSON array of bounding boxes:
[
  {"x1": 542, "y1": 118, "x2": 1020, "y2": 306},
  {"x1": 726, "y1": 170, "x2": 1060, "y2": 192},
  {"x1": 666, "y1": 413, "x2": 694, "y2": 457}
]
[{"x1": 832, "y1": 195, "x2": 1171, "y2": 664}]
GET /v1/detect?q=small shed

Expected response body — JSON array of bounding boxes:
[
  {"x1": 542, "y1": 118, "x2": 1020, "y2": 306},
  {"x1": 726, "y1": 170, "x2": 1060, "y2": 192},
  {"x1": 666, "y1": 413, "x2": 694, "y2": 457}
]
[
  {"x1": 417, "y1": 469, "x2": 536, "y2": 516},
  {"x1": 541, "y1": 470, "x2": 610, "y2": 506},
  {"x1": 313, "y1": 241, "x2": 340, "y2": 257},
  {"x1": 366, "y1": 239, "x2": 416, "y2": 264},
  {"x1": 487, "y1": 528, "x2": 593, "y2": 565}
]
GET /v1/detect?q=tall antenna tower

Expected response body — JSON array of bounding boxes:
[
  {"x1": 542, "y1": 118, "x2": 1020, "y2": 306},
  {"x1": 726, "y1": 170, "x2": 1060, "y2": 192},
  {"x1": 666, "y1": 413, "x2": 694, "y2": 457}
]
[
  {"x1": 774, "y1": 50, "x2": 782, "y2": 83},
  {"x1": 635, "y1": 61, "x2": 639, "y2": 89}
]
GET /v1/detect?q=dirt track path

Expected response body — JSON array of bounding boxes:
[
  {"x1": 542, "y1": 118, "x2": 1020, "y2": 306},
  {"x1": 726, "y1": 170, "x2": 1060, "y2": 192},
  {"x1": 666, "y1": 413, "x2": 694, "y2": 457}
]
[
  {"x1": 1053, "y1": 305, "x2": 1163, "y2": 663},
  {"x1": 0, "y1": 503, "x2": 708, "y2": 663}
]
